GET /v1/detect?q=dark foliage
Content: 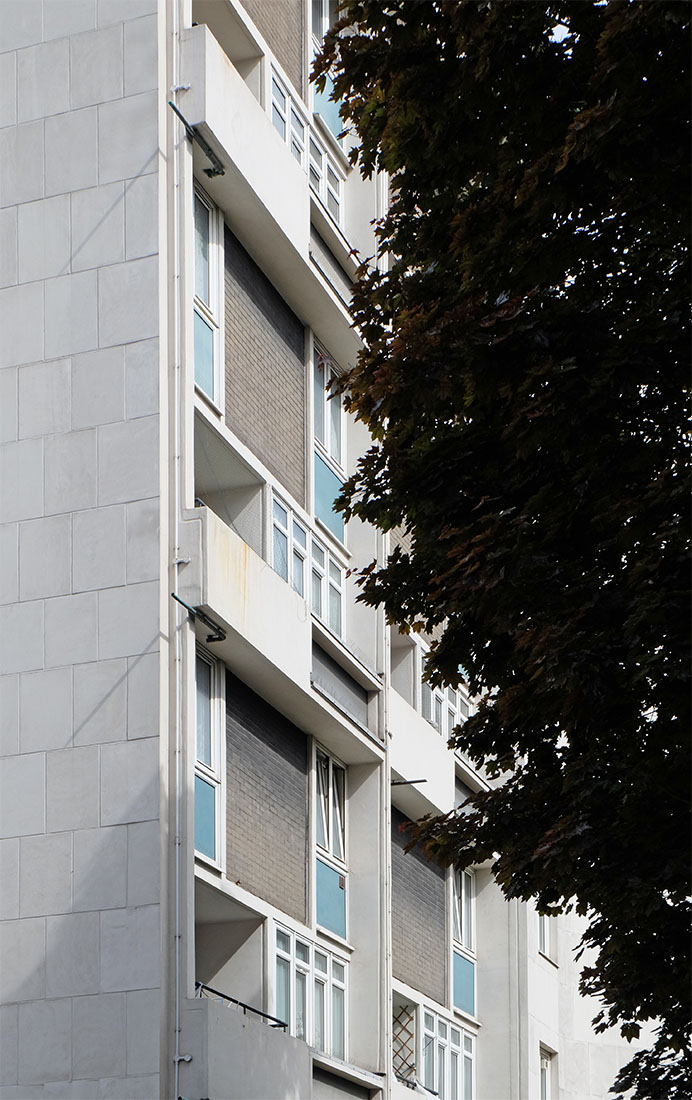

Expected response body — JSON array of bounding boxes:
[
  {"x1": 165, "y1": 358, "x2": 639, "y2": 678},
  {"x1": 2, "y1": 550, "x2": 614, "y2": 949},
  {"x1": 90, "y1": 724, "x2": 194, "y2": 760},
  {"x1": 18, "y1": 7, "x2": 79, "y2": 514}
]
[{"x1": 315, "y1": 2, "x2": 691, "y2": 1096}]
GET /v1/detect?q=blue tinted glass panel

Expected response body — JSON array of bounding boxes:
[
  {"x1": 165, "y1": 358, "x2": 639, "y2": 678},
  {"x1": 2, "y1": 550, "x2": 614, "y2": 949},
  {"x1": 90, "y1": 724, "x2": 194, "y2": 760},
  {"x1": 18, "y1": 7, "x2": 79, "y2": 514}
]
[
  {"x1": 313, "y1": 73, "x2": 342, "y2": 140},
  {"x1": 314, "y1": 452, "x2": 344, "y2": 541},
  {"x1": 194, "y1": 775, "x2": 216, "y2": 860},
  {"x1": 453, "y1": 951, "x2": 475, "y2": 1016},
  {"x1": 194, "y1": 310, "x2": 214, "y2": 396},
  {"x1": 316, "y1": 857, "x2": 346, "y2": 938}
]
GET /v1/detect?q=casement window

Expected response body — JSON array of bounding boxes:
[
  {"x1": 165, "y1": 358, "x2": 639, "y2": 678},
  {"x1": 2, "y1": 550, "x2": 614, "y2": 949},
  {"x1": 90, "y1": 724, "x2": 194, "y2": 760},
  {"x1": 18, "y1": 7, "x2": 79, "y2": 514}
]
[
  {"x1": 538, "y1": 911, "x2": 556, "y2": 961},
  {"x1": 421, "y1": 651, "x2": 470, "y2": 738},
  {"x1": 309, "y1": 133, "x2": 344, "y2": 223},
  {"x1": 422, "y1": 1010, "x2": 475, "y2": 1100},
  {"x1": 315, "y1": 746, "x2": 347, "y2": 939},
  {"x1": 271, "y1": 495, "x2": 344, "y2": 636},
  {"x1": 452, "y1": 869, "x2": 476, "y2": 1018},
  {"x1": 275, "y1": 927, "x2": 347, "y2": 1059},
  {"x1": 313, "y1": 345, "x2": 345, "y2": 542},
  {"x1": 193, "y1": 188, "x2": 222, "y2": 402},
  {"x1": 311, "y1": 0, "x2": 343, "y2": 140},
  {"x1": 194, "y1": 651, "x2": 224, "y2": 865},
  {"x1": 540, "y1": 1051, "x2": 554, "y2": 1100},
  {"x1": 271, "y1": 70, "x2": 308, "y2": 167}
]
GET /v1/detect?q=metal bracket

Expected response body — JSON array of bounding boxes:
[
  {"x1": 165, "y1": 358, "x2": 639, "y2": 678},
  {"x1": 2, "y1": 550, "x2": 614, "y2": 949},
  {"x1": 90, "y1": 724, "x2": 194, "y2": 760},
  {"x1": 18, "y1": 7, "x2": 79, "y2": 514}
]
[
  {"x1": 171, "y1": 593, "x2": 226, "y2": 643},
  {"x1": 168, "y1": 100, "x2": 225, "y2": 178}
]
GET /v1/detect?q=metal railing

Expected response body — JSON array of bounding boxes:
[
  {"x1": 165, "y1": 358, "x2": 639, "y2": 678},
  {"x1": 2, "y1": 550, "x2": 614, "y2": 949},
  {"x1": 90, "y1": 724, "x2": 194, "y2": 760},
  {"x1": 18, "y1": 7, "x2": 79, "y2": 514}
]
[{"x1": 194, "y1": 981, "x2": 287, "y2": 1031}]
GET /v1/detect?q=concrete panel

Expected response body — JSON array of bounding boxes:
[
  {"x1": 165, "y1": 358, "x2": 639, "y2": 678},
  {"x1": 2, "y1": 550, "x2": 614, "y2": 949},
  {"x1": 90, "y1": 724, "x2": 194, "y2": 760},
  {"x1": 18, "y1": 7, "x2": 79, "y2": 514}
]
[
  {"x1": 73, "y1": 994, "x2": 127, "y2": 1079},
  {"x1": 126, "y1": 819, "x2": 159, "y2": 906},
  {"x1": 0, "y1": 1, "x2": 42, "y2": 52},
  {"x1": 0, "y1": 600, "x2": 43, "y2": 676},
  {"x1": 73, "y1": 657, "x2": 128, "y2": 745},
  {"x1": 125, "y1": 497, "x2": 159, "y2": 583},
  {"x1": 18, "y1": 358, "x2": 71, "y2": 440},
  {"x1": 45, "y1": 108, "x2": 98, "y2": 197},
  {"x1": 46, "y1": 911, "x2": 99, "y2": 998},
  {"x1": 98, "y1": 0, "x2": 157, "y2": 27},
  {"x1": 73, "y1": 824, "x2": 127, "y2": 911},
  {"x1": 44, "y1": 591, "x2": 98, "y2": 667},
  {"x1": 98, "y1": 580, "x2": 159, "y2": 661},
  {"x1": 17, "y1": 38, "x2": 70, "y2": 123},
  {"x1": 71, "y1": 182, "x2": 125, "y2": 274},
  {"x1": 205, "y1": 998, "x2": 312, "y2": 1100},
  {"x1": 0, "y1": 439, "x2": 43, "y2": 523},
  {"x1": 0, "y1": 752, "x2": 45, "y2": 837},
  {"x1": 0, "y1": 675, "x2": 19, "y2": 756},
  {"x1": 100, "y1": 904, "x2": 160, "y2": 991},
  {"x1": 125, "y1": 339, "x2": 158, "y2": 419},
  {"x1": 0, "y1": 1003, "x2": 18, "y2": 1086},
  {"x1": 98, "y1": 1075, "x2": 160, "y2": 1100},
  {"x1": 98, "y1": 92, "x2": 158, "y2": 184},
  {"x1": 0, "y1": 282, "x2": 44, "y2": 370},
  {"x1": 0, "y1": 207, "x2": 18, "y2": 289},
  {"x1": 126, "y1": 650, "x2": 159, "y2": 739},
  {"x1": 17, "y1": 195, "x2": 71, "y2": 283},
  {"x1": 19, "y1": 831, "x2": 72, "y2": 916},
  {"x1": 0, "y1": 917, "x2": 45, "y2": 1002},
  {"x1": 19, "y1": 513, "x2": 72, "y2": 601},
  {"x1": 70, "y1": 23, "x2": 123, "y2": 109},
  {"x1": 124, "y1": 172, "x2": 157, "y2": 260},
  {"x1": 45, "y1": 271, "x2": 99, "y2": 359},
  {"x1": 98, "y1": 415, "x2": 158, "y2": 505},
  {"x1": 98, "y1": 256, "x2": 158, "y2": 347},
  {"x1": 124, "y1": 15, "x2": 157, "y2": 97},
  {"x1": 46, "y1": 745, "x2": 100, "y2": 832},
  {"x1": 19, "y1": 666, "x2": 72, "y2": 753},
  {"x1": 44, "y1": 428, "x2": 97, "y2": 515},
  {"x1": 72, "y1": 505, "x2": 126, "y2": 592},
  {"x1": 0, "y1": 369, "x2": 17, "y2": 447},
  {"x1": 0, "y1": 52, "x2": 17, "y2": 130},
  {"x1": 0, "y1": 838, "x2": 19, "y2": 920},
  {"x1": 71, "y1": 346, "x2": 125, "y2": 429},
  {"x1": 18, "y1": 999, "x2": 72, "y2": 1085},
  {"x1": 125, "y1": 988, "x2": 160, "y2": 1075},
  {"x1": 0, "y1": 523, "x2": 18, "y2": 605},
  {"x1": 0, "y1": 121, "x2": 44, "y2": 208},
  {"x1": 44, "y1": 1081, "x2": 112, "y2": 1099},
  {"x1": 100, "y1": 736, "x2": 159, "y2": 825},
  {"x1": 44, "y1": 0, "x2": 97, "y2": 41}
]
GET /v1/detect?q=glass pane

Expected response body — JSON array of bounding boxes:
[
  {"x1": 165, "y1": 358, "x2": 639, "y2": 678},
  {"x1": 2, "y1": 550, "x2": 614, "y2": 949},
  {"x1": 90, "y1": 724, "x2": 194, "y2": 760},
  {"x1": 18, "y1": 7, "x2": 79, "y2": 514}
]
[
  {"x1": 272, "y1": 105, "x2": 286, "y2": 140},
  {"x1": 313, "y1": 542, "x2": 325, "y2": 569},
  {"x1": 451, "y1": 1027, "x2": 461, "y2": 1046},
  {"x1": 291, "y1": 138, "x2": 302, "y2": 162},
  {"x1": 315, "y1": 951, "x2": 328, "y2": 974},
  {"x1": 314, "y1": 452, "x2": 344, "y2": 542},
  {"x1": 463, "y1": 1036, "x2": 473, "y2": 1054},
  {"x1": 327, "y1": 165, "x2": 339, "y2": 190},
  {"x1": 328, "y1": 560, "x2": 341, "y2": 586},
  {"x1": 332, "y1": 985, "x2": 345, "y2": 1060},
  {"x1": 423, "y1": 1032, "x2": 435, "y2": 1090},
  {"x1": 327, "y1": 188, "x2": 340, "y2": 220},
  {"x1": 291, "y1": 108, "x2": 304, "y2": 142},
  {"x1": 194, "y1": 310, "x2": 214, "y2": 396},
  {"x1": 309, "y1": 166, "x2": 320, "y2": 191},
  {"x1": 453, "y1": 952, "x2": 475, "y2": 1016},
  {"x1": 296, "y1": 940, "x2": 310, "y2": 963},
  {"x1": 331, "y1": 764, "x2": 345, "y2": 860},
  {"x1": 316, "y1": 857, "x2": 346, "y2": 938},
  {"x1": 421, "y1": 682, "x2": 432, "y2": 721},
  {"x1": 316, "y1": 751, "x2": 329, "y2": 849},
  {"x1": 314, "y1": 353, "x2": 325, "y2": 444},
  {"x1": 438, "y1": 1045, "x2": 445, "y2": 1099},
  {"x1": 195, "y1": 655, "x2": 211, "y2": 766},
  {"x1": 328, "y1": 582, "x2": 342, "y2": 636},
  {"x1": 463, "y1": 872, "x2": 473, "y2": 947},
  {"x1": 453, "y1": 872, "x2": 462, "y2": 942},
  {"x1": 310, "y1": 137, "x2": 322, "y2": 167},
  {"x1": 312, "y1": 0, "x2": 321, "y2": 37},
  {"x1": 328, "y1": 383, "x2": 341, "y2": 461},
  {"x1": 424, "y1": 1012, "x2": 435, "y2": 1031},
  {"x1": 463, "y1": 1054, "x2": 473, "y2": 1100},
  {"x1": 314, "y1": 979, "x2": 325, "y2": 1051},
  {"x1": 194, "y1": 196, "x2": 209, "y2": 304},
  {"x1": 434, "y1": 694, "x2": 443, "y2": 732},
  {"x1": 276, "y1": 930, "x2": 290, "y2": 953},
  {"x1": 273, "y1": 527, "x2": 288, "y2": 582},
  {"x1": 312, "y1": 568, "x2": 322, "y2": 617},
  {"x1": 293, "y1": 521, "x2": 307, "y2": 549},
  {"x1": 438, "y1": 1020, "x2": 447, "y2": 1040},
  {"x1": 273, "y1": 500, "x2": 288, "y2": 527},
  {"x1": 194, "y1": 775, "x2": 215, "y2": 859},
  {"x1": 451, "y1": 1051, "x2": 459, "y2": 1100},
  {"x1": 271, "y1": 77, "x2": 286, "y2": 112},
  {"x1": 292, "y1": 549, "x2": 304, "y2": 596},
  {"x1": 295, "y1": 969, "x2": 306, "y2": 1039},
  {"x1": 276, "y1": 955, "x2": 290, "y2": 1027},
  {"x1": 332, "y1": 960, "x2": 345, "y2": 983}
]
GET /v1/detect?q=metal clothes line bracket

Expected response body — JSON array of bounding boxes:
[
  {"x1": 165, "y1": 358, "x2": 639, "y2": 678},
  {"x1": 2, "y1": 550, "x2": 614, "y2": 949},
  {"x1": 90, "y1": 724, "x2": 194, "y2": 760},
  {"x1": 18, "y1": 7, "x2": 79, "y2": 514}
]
[
  {"x1": 168, "y1": 99, "x2": 225, "y2": 178},
  {"x1": 171, "y1": 592, "x2": 226, "y2": 643}
]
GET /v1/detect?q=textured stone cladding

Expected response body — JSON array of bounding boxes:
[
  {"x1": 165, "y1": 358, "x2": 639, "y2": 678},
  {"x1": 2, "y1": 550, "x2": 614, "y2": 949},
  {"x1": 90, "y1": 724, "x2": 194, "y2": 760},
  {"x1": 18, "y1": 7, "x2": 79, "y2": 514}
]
[
  {"x1": 224, "y1": 227, "x2": 306, "y2": 507},
  {"x1": 391, "y1": 808, "x2": 447, "y2": 1005},
  {"x1": 225, "y1": 671, "x2": 308, "y2": 923},
  {"x1": 240, "y1": 0, "x2": 304, "y2": 96}
]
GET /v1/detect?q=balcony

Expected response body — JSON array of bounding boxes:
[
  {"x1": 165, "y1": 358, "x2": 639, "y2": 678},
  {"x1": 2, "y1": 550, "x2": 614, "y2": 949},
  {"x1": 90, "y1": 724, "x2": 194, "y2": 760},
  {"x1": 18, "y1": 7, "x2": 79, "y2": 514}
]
[{"x1": 389, "y1": 688, "x2": 455, "y2": 818}]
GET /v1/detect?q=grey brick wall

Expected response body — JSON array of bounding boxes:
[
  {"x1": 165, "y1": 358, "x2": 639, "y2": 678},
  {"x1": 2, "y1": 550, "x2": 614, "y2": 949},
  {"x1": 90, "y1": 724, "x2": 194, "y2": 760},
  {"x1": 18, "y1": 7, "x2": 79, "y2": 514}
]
[
  {"x1": 225, "y1": 671, "x2": 308, "y2": 923},
  {"x1": 240, "y1": 0, "x2": 304, "y2": 97},
  {"x1": 224, "y1": 227, "x2": 306, "y2": 507},
  {"x1": 391, "y1": 808, "x2": 447, "y2": 1004}
]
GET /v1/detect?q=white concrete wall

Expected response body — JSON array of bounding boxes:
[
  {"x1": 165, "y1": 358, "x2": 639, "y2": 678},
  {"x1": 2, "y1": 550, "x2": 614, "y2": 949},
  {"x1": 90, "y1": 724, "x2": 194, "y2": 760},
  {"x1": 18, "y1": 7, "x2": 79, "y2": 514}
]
[{"x1": 0, "y1": 1, "x2": 166, "y2": 1095}]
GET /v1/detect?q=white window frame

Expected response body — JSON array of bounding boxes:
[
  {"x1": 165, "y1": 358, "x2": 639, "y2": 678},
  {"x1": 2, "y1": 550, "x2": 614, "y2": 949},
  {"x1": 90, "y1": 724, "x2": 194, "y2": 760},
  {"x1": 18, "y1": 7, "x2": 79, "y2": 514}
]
[
  {"x1": 313, "y1": 343, "x2": 344, "y2": 470},
  {"x1": 315, "y1": 744, "x2": 347, "y2": 867},
  {"x1": 421, "y1": 1007, "x2": 475, "y2": 1100},
  {"x1": 540, "y1": 1049, "x2": 554, "y2": 1100},
  {"x1": 194, "y1": 649, "x2": 225, "y2": 869},
  {"x1": 193, "y1": 186, "x2": 224, "y2": 407},
  {"x1": 452, "y1": 868, "x2": 475, "y2": 953},
  {"x1": 420, "y1": 646, "x2": 471, "y2": 738},
  {"x1": 271, "y1": 68, "x2": 309, "y2": 168},
  {"x1": 309, "y1": 130, "x2": 344, "y2": 225},
  {"x1": 270, "y1": 494, "x2": 345, "y2": 637},
  {"x1": 274, "y1": 925, "x2": 348, "y2": 1060},
  {"x1": 538, "y1": 910, "x2": 556, "y2": 962},
  {"x1": 311, "y1": 0, "x2": 339, "y2": 46}
]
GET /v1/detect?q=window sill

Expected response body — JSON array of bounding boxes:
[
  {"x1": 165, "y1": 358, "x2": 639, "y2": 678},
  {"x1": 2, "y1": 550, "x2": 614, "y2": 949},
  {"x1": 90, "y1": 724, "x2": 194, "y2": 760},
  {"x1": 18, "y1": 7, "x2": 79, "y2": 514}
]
[
  {"x1": 194, "y1": 385, "x2": 224, "y2": 420},
  {"x1": 311, "y1": 1052, "x2": 385, "y2": 1092},
  {"x1": 314, "y1": 515, "x2": 350, "y2": 559},
  {"x1": 194, "y1": 851, "x2": 223, "y2": 875},
  {"x1": 312, "y1": 618, "x2": 382, "y2": 692},
  {"x1": 315, "y1": 924, "x2": 353, "y2": 955},
  {"x1": 452, "y1": 1005, "x2": 481, "y2": 1030}
]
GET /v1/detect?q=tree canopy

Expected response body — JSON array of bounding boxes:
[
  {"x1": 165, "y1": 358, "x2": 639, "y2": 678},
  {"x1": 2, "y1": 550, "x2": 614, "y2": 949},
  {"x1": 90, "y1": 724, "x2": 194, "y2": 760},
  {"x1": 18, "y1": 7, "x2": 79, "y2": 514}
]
[{"x1": 315, "y1": 2, "x2": 690, "y2": 1096}]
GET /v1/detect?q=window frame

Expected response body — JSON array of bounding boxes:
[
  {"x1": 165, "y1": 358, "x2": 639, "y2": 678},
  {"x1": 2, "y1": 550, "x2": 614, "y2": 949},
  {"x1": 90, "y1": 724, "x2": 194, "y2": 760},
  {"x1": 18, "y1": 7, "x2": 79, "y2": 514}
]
[
  {"x1": 192, "y1": 185, "x2": 224, "y2": 408},
  {"x1": 194, "y1": 648, "x2": 225, "y2": 870},
  {"x1": 308, "y1": 130, "x2": 344, "y2": 225},
  {"x1": 421, "y1": 1007, "x2": 475, "y2": 1100},
  {"x1": 314, "y1": 743, "x2": 348, "y2": 942},
  {"x1": 270, "y1": 493, "x2": 345, "y2": 637},
  {"x1": 270, "y1": 68, "x2": 309, "y2": 169},
  {"x1": 420, "y1": 645, "x2": 471, "y2": 738},
  {"x1": 274, "y1": 924, "x2": 348, "y2": 1061},
  {"x1": 451, "y1": 866, "x2": 477, "y2": 1021},
  {"x1": 540, "y1": 1049, "x2": 554, "y2": 1100}
]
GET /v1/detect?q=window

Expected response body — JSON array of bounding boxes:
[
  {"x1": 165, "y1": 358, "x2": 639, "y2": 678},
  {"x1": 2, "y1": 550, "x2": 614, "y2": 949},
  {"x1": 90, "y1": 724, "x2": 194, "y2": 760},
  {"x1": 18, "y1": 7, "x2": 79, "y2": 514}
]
[
  {"x1": 452, "y1": 869, "x2": 476, "y2": 1018},
  {"x1": 311, "y1": 0, "x2": 343, "y2": 140},
  {"x1": 275, "y1": 927, "x2": 347, "y2": 1059},
  {"x1": 193, "y1": 189, "x2": 222, "y2": 401},
  {"x1": 540, "y1": 1051, "x2": 553, "y2": 1100},
  {"x1": 194, "y1": 651, "x2": 223, "y2": 864},
  {"x1": 309, "y1": 132, "x2": 343, "y2": 223},
  {"x1": 422, "y1": 1010, "x2": 474, "y2": 1100},
  {"x1": 315, "y1": 746, "x2": 347, "y2": 939},
  {"x1": 313, "y1": 345, "x2": 345, "y2": 542},
  {"x1": 271, "y1": 495, "x2": 345, "y2": 636},
  {"x1": 538, "y1": 911, "x2": 556, "y2": 961},
  {"x1": 421, "y1": 649, "x2": 471, "y2": 738},
  {"x1": 271, "y1": 70, "x2": 308, "y2": 166}
]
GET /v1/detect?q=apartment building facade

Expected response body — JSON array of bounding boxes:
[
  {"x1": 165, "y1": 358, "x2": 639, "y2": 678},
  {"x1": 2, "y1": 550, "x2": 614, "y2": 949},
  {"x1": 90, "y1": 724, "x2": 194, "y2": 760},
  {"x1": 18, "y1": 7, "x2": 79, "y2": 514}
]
[{"x1": 0, "y1": 1, "x2": 634, "y2": 1097}]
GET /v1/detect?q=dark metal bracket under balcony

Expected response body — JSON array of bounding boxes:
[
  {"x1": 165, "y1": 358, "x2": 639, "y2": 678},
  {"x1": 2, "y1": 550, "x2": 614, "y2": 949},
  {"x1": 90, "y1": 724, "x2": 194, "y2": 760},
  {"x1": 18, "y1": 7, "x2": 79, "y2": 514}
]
[{"x1": 195, "y1": 980, "x2": 287, "y2": 1030}]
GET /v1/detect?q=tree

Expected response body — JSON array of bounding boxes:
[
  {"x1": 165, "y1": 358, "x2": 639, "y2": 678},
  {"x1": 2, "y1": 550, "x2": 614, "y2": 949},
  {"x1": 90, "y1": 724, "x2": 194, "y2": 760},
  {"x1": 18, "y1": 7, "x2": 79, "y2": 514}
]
[{"x1": 314, "y1": 2, "x2": 691, "y2": 1096}]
